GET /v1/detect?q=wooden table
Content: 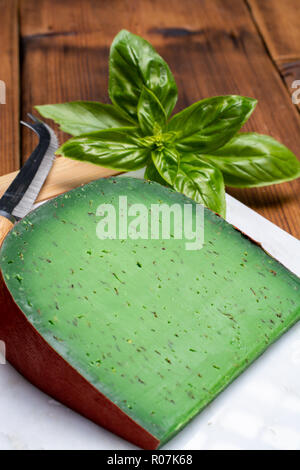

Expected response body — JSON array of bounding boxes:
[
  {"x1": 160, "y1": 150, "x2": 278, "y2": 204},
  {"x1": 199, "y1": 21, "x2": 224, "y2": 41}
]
[{"x1": 1, "y1": 0, "x2": 300, "y2": 237}]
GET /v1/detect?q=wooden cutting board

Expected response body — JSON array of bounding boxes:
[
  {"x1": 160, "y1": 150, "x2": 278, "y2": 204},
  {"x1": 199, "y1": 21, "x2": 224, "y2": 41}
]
[{"x1": 0, "y1": 158, "x2": 120, "y2": 204}]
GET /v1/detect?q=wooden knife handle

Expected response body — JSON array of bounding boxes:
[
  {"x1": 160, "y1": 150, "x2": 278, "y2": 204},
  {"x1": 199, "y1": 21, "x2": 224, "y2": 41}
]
[{"x1": 0, "y1": 215, "x2": 14, "y2": 248}]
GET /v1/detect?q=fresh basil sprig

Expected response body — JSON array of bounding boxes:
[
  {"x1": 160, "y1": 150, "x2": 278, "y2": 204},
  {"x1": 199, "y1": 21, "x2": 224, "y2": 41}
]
[{"x1": 36, "y1": 29, "x2": 300, "y2": 218}]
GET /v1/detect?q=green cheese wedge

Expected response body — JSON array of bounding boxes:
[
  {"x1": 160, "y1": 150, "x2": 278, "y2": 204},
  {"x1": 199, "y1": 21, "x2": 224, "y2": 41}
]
[{"x1": 0, "y1": 177, "x2": 299, "y2": 447}]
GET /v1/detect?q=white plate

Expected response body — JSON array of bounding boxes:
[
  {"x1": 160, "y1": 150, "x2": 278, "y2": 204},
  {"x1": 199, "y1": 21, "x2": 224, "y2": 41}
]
[{"x1": 0, "y1": 170, "x2": 299, "y2": 450}]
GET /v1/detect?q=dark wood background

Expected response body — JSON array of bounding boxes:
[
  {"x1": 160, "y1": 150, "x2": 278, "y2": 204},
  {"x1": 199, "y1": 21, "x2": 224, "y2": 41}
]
[{"x1": 1, "y1": 0, "x2": 300, "y2": 237}]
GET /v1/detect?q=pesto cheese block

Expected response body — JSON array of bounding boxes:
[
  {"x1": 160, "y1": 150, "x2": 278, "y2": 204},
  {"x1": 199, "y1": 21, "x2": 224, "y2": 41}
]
[{"x1": 0, "y1": 177, "x2": 299, "y2": 449}]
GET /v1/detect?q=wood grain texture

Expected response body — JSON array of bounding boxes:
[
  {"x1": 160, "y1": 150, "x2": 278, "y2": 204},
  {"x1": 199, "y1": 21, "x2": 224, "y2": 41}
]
[
  {"x1": 0, "y1": 216, "x2": 14, "y2": 248},
  {"x1": 15, "y1": 0, "x2": 300, "y2": 237},
  {"x1": 247, "y1": 0, "x2": 300, "y2": 64},
  {"x1": 248, "y1": 0, "x2": 300, "y2": 109},
  {"x1": 0, "y1": 0, "x2": 20, "y2": 175}
]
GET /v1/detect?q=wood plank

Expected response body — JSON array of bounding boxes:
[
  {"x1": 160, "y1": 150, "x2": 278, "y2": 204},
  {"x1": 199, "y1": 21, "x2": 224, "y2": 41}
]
[
  {"x1": 20, "y1": 0, "x2": 137, "y2": 37},
  {"x1": 247, "y1": 0, "x2": 300, "y2": 64},
  {"x1": 20, "y1": 0, "x2": 300, "y2": 237},
  {"x1": 248, "y1": 0, "x2": 300, "y2": 108},
  {"x1": 0, "y1": 0, "x2": 20, "y2": 175}
]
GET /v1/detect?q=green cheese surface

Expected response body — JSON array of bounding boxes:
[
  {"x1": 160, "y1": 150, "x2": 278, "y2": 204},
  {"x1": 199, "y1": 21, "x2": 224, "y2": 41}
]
[{"x1": 1, "y1": 177, "x2": 300, "y2": 445}]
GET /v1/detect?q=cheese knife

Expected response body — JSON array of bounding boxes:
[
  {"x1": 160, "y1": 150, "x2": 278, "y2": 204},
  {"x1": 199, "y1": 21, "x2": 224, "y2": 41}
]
[{"x1": 0, "y1": 114, "x2": 58, "y2": 246}]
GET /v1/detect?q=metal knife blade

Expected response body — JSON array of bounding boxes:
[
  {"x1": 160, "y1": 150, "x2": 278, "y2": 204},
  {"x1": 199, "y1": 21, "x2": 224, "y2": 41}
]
[{"x1": 0, "y1": 114, "x2": 58, "y2": 221}]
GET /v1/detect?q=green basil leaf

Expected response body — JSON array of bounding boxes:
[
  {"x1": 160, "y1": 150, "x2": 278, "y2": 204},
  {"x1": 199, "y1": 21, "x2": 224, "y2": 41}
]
[
  {"x1": 152, "y1": 147, "x2": 179, "y2": 185},
  {"x1": 173, "y1": 154, "x2": 226, "y2": 217},
  {"x1": 144, "y1": 161, "x2": 170, "y2": 186},
  {"x1": 168, "y1": 95, "x2": 257, "y2": 154},
  {"x1": 57, "y1": 128, "x2": 150, "y2": 170},
  {"x1": 138, "y1": 86, "x2": 167, "y2": 135},
  {"x1": 201, "y1": 133, "x2": 300, "y2": 187},
  {"x1": 35, "y1": 101, "x2": 133, "y2": 136},
  {"x1": 109, "y1": 30, "x2": 178, "y2": 121}
]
